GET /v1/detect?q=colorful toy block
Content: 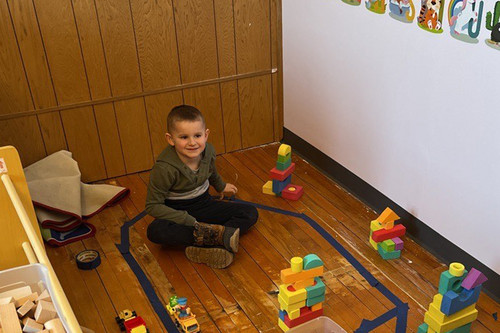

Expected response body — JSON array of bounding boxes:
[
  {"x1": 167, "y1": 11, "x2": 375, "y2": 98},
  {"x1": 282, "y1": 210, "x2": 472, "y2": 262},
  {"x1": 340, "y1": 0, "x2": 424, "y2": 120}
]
[
  {"x1": 380, "y1": 239, "x2": 395, "y2": 252},
  {"x1": 272, "y1": 175, "x2": 291, "y2": 194},
  {"x1": 371, "y1": 224, "x2": 406, "y2": 242},
  {"x1": 441, "y1": 287, "x2": 481, "y2": 316},
  {"x1": 305, "y1": 278, "x2": 325, "y2": 299},
  {"x1": 278, "y1": 144, "x2": 292, "y2": 159},
  {"x1": 270, "y1": 163, "x2": 296, "y2": 181},
  {"x1": 393, "y1": 237, "x2": 404, "y2": 250},
  {"x1": 276, "y1": 158, "x2": 292, "y2": 171},
  {"x1": 278, "y1": 255, "x2": 325, "y2": 332},
  {"x1": 461, "y1": 268, "x2": 488, "y2": 290},
  {"x1": 377, "y1": 245, "x2": 401, "y2": 260},
  {"x1": 376, "y1": 207, "x2": 400, "y2": 226},
  {"x1": 438, "y1": 268, "x2": 468, "y2": 295},
  {"x1": 416, "y1": 264, "x2": 486, "y2": 333},
  {"x1": 369, "y1": 235, "x2": 379, "y2": 250},
  {"x1": 262, "y1": 181, "x2": 275, "y2": 196},
  {"x1": 281, "y1": 185, "x2": 303, "y2": 201},
  {"x1": 303, "y1": 254, "x2": 323, "y2": 269}
]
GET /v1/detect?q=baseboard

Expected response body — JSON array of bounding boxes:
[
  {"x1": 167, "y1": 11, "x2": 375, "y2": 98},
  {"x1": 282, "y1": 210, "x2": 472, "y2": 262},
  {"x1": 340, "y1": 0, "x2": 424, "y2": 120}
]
[{"x1": 283, "y1": 128, "x2": 500, "y2": 302}]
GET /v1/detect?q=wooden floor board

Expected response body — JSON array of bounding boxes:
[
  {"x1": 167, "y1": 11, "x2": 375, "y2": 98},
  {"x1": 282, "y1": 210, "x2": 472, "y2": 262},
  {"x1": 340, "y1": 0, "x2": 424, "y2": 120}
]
[{"x1": 43, "y1": 143, "x2": 499, "y2": 332}]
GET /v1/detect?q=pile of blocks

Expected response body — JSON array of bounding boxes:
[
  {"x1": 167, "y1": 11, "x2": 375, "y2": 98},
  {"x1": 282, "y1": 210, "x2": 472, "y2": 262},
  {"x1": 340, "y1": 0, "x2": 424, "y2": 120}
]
[
  {"x1": 369, "y1": 207, "x2": 406, "y2": 259},
  {"x1": 262, "y1": 144, "x2": 303, "y2": 200},
  {"x1": 278, "y1": 254, "x2": 325, "y2": 331},
  {"x1": 418, "y1": 263, "x2": 488, "y2": 333}
]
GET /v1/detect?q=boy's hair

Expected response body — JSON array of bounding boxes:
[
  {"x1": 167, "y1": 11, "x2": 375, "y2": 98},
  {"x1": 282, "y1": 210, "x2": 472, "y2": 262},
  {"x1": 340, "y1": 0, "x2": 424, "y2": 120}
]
[{"x1": 167, "y1": 105, "x2": 205, "y2": 132}]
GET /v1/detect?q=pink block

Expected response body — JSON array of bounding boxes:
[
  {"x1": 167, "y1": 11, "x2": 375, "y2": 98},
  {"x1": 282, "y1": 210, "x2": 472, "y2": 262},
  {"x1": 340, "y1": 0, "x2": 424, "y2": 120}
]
[
  {"x1": 392, "y1": 237, "x2": 404, "y2": 251},
  {"x1": 461, "y1": 268, "x2": 488, "y2": 290}
]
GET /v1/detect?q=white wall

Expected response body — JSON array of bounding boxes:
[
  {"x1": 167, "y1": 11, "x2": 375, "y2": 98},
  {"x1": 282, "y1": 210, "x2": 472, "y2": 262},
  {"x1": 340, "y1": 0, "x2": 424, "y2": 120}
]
[{"x1": 283, "y1": 0, "x2": 500, "y2": 274}]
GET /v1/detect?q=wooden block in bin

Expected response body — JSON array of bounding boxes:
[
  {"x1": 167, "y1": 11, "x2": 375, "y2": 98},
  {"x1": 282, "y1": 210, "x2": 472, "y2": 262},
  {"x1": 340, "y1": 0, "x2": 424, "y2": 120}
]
[
  {"x1": 45, "y1": 318, "x2": 65, "y2": 333},
  {"x1": 34, "y1": 300, "x2": 57, "y2": 324},
  {"x1": 0, "y1": 303, "x2": 22, "y2": 332},
  {"x1": 22, "y1": 317, "x2": 43, "y2": 332},
  {"x1": 0, "y1": 297, "x2": 14, "y2": 305},
  {"x1": 14, "y1": 292, "x2": 38, "y2": 308},
  {"x1": 16, "y1": 300, "x2": 34, "y2": 318},
  {"x1": 36, "y1": 290, "x2": 51, "y2": 303}
]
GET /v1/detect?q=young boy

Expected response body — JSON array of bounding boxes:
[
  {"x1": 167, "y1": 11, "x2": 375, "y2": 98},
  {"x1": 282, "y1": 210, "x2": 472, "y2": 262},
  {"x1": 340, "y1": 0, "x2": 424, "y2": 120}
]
[{"x1": 145, "y1": 105, "x2": 258, "y2": 268}]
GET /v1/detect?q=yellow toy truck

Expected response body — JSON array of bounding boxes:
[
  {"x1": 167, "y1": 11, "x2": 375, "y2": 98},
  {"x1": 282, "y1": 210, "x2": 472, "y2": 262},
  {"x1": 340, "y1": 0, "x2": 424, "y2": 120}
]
[{"x1": 166, "y1": 296, "x2": 200, "y2": 333}]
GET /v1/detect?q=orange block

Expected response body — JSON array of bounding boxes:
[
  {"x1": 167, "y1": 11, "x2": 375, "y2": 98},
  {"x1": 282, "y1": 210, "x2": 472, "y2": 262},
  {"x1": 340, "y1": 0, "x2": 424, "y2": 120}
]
[
  {"x1": 376, "y1": 208, "x2": 399, "y2": 226},
  {"x1": 281, "y1": 266, "x2": 323, "y2": 284},
  {"x1": 292, "y1": 278, "x2": 315, "y2": 290}
]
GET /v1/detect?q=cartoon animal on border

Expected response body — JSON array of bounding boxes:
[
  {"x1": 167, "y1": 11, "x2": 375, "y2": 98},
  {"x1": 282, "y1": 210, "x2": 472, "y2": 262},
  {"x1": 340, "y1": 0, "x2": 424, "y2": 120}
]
[
  {"x1": 485, "y1": 1, "x2": 500, "y2": 50},
  {"x1": 366, "y1": 0, "x2": 387, "y2": 14},
  {"x1": 448, "y1": 0, "x2": 484, "y2": 43},
  {"x1": 389, "y1": 0, "x2": 416, "y2": 23},
  {"x1": 342, "y1": 0, "x2": 362, "y2": 6},
  {"x1": 418, "y1": 0, "x2": 445, "y2": 33}
]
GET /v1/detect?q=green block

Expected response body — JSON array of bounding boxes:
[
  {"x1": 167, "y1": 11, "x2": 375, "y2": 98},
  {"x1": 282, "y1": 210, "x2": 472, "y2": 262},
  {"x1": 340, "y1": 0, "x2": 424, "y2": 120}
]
[
  {"x1": 370, "y1": 220, "x2": 382, "y2": 232},
  {"x1": 277, "y1": 154, "x2": 291, "y2": 163},
  {"x1": 377, "y1": 245, "x2": 401, "y2": 260},
  {"x1": 418, "y1": 323, "x2": 428, "y2": 333},
  {"x1": 276, "y1": 158, "x2": 292, "y2": 171},
  {"x1": 438, "y1": 270, "x2": 468, "y2": 295},
  {"x1": 303, "y1": 254, "x2": 323, "y2": 269},
  {"x1": 380, "y1": 239, "x2": 395, "y2": 252},
  {"x1": 306, "y1": 293, "x2": 325, "y2": 307},
  {"x1": 305, "y1": 277, "x2": 325, "y2": 299}
]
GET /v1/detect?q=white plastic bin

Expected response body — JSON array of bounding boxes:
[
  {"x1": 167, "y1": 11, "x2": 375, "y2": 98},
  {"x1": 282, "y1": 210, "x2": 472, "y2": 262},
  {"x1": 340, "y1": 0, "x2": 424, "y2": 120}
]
[
  {"x1": 0, "y1": 263, "x2": 70, "y2": 331},
  {"x1": 287, "y1": 316, "x2": 347, "y2": 333}
]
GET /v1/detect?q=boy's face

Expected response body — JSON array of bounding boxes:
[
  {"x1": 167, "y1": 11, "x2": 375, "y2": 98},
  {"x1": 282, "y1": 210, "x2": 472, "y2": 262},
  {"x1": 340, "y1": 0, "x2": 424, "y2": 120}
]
[{"x1": 166, "y1": 120, "x2": 209, "y2": 162}]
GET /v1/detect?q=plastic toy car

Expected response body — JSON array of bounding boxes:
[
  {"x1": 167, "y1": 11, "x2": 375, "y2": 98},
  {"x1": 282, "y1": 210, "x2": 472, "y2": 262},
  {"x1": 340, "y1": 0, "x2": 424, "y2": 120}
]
[
  {"x1": 166, "y1": 296, "x2": 200, "y2": 333},
  {"x1": 115, "y1": 309, "x2": 149, "y2": 333}
]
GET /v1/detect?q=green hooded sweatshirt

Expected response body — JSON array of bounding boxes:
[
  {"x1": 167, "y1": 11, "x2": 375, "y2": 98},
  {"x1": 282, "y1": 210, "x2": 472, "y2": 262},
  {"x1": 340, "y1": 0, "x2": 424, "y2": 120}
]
[{"x1": 145, "y1": 143, "x2": 226, "y2": 226}]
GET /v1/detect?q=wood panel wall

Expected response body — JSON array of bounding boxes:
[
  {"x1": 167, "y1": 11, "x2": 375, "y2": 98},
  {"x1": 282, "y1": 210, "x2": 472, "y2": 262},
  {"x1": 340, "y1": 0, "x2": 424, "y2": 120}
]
[{"x1": 0, "y1": 0, "x2": 283, "y2": 182}]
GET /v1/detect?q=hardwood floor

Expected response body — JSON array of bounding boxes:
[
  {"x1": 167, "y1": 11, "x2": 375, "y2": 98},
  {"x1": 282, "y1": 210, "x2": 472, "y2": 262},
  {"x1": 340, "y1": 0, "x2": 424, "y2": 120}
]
[{"x1": 46, "y1": 143, "x2": 500, "y2": 332}]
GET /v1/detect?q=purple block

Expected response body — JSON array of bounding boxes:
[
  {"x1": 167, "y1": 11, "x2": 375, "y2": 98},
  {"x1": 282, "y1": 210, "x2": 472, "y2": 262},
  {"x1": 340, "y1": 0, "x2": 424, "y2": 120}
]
[
  {"x1": 461, "y1": 268, "x2": 488, "y2": 290},
  {"x1": 392, "y1": 237, "x2": 404, "y2": 251}
]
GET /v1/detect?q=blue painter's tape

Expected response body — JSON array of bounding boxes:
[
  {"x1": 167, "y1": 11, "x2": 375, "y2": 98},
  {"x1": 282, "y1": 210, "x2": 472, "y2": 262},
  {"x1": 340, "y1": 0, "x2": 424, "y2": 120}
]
[{"x1": 116, "y1": 210, "x2": 179, "y2": 333}]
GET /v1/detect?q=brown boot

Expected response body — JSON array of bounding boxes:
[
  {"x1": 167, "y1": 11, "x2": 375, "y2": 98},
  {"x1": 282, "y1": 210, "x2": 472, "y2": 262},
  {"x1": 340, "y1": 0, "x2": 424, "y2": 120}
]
[
  {"x1": 193, "y1": 222, "x2": 239, "y2": 253},
  {"x1": 185, "y1": 246, "x2": 233, "y2": 269}
]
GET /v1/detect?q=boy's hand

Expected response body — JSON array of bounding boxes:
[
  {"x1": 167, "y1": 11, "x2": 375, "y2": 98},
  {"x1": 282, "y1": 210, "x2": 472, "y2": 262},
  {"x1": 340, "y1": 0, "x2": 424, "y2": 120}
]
[{"x1": 220, "y1": 183, "x2": 238, "y2": 199}]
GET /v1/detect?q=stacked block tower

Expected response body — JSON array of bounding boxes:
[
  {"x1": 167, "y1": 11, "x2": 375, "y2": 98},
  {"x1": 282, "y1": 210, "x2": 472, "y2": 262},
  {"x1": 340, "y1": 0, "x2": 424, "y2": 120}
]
[
  {"x1": 369, "y1": 207, "x2": 406, "y2": 259},
  {"x1": 278, "y1": 254, "x2": 325, "y2": 332},
  {"x1": 418, "y1": 263, "x2": 488, "y2": 333},
  {"x1": 262, "y1": 144, "x2": 303, "y2": 200}
]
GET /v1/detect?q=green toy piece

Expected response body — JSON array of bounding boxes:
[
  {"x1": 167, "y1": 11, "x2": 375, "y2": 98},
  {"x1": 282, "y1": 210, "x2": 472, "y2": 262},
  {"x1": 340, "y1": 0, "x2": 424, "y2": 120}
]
[
  {"x1": 306, "y1": 293, "x2": 325, "y2": 307},
  {"x1": 277, "y1": 154, "x2": 291, "y2": 164},
  {"x1": 303, "y1": 254, "x2": 323, "y2": 269},
  {"x1": 377, "y1": 245, "x2": 401, "y2": 260},
  {"x1": 305, "y1": 277, "x2": 326, "y2": 299},
  {"x1": 438, "y1": 270, "x2": 468, "y2": 295},
  {"x1": 169, "y1": 295, "x2": 178, "y2": 308},
  {"x1": 380, "y1": 239, "x2": 395, "y2": 252},
  {"x1": 418, "y1": 323, "x2": 428, "y2": 333},
  {"x1": 486, "y1": 1, "x2": 500, "y2": 31},
  {"x1": 276, "y1": 158, "x2": 292, "y2": 171}
]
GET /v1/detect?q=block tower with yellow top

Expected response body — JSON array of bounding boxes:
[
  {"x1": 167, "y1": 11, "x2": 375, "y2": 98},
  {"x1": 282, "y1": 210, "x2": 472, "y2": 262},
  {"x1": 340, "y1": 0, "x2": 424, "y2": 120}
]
[
  {"x1": 278, "y1": 254, "x2": 325, "y2": 331},
  {"x1": 418, "y1": 262, "x2": 488, "y2": 333},
  {"x1": 262, "y1": 144, "x2": 303, "y2": 200}
]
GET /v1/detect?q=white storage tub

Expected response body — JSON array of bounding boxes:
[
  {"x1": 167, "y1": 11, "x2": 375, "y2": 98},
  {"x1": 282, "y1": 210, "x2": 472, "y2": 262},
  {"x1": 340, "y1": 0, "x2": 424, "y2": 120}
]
[
  {"x1": 0, "y1": 263, "x2": 70, "y2": 331},
  {"x1": 287, "y1": 316, "x2": 348, "y2": 333}
]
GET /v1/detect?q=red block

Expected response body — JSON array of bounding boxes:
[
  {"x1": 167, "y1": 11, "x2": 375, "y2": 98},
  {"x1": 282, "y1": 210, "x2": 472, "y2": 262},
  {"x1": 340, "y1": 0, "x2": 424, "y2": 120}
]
[
  {"x1": 284, "y1": 306, "x2": 323, "y2": 328},
  {"x1": 372, "y1": 224, "x2": 406, "y2": 242},
  {"x1": 270, "y1": 163, "x2": 295, "y2": 181},
  {"x1": 282, "y1": 184, "x2": 303, "y2": 201}
]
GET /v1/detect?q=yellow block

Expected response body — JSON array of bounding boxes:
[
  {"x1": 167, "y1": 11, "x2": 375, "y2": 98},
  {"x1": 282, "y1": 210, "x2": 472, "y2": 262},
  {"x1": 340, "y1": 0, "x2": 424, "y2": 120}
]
[
  {"x1": 291, "y1": 257, "x2": 303, "y2": 272},
  {"x1": 311, "y1": 303, "x2": 323, "y2": 311},
  {"x1": 279, "y1": 284, "x2": 307, "y2": 304},
  {"x1": 278, "y1": 318, "x2": 290, "y2": 332},
  {"x1": 449, "y1": 263, "x2": 465, "y2": 277},
  {"x1": 288, "y1": 308, "x2": 300, "y2": 320},
  {"x1": 369, "y1": 235, "x2": 379, "y2": 250},
  {"x1": 370, "y1": 220, "x2": 383, "y2": 232},
  {"x1": 278, "y1": 294, "x2": 305, "y2": 312},
  {"x1": 293, "y1": 277, "x2": 315, "y2": 290},
  {"x1": 262, "y1": 181, "x2": 275, "y2": 196},
  {"x1": 278, "y1": 144, "x2": 292, "y2": 157},
  {"x1": 424, "y1": 294, "x2": 478, "y2": 333},
  {"x1": 281, "y1": 266, "x2": 324, "y2": 284}
]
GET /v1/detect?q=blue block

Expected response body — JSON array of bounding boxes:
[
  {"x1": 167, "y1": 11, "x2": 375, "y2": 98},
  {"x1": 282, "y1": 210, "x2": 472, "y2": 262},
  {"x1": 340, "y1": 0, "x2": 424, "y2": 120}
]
[
  {"x1": 377, "y1": 244, "x2": 401, "y2": 260},
  {"x1": 306, "y1": 293, "x2": 325, "y2": 307},
  {"x1": 279, "y1": 309, "x2": 286, "y2": 321},
  {"x1": 306, "y1": 277, "x2": 325, "y2": 299},
  {"x1": 272, "y1": 175, "x2": 291, "y2": 193},
  {"x1": 441, "y1": 286, "x2": 481, "y2": 316}
]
